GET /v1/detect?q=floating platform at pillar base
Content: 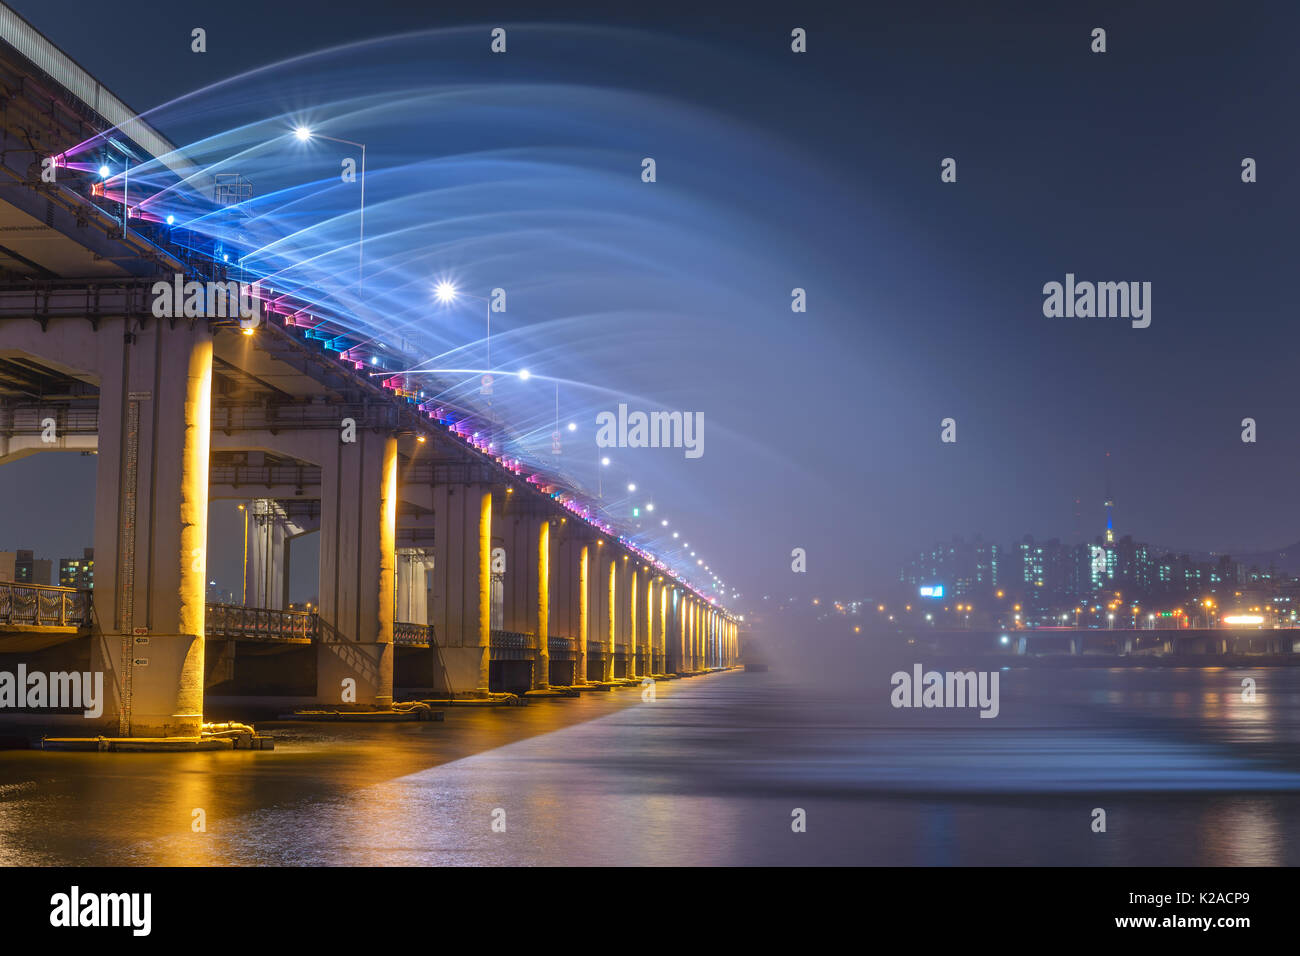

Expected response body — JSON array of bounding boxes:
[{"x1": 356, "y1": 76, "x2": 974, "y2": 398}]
[
  {"x1": 570, "y1": 682, "x2": 615, "y2": 692},
  {"x1": 42, "y1": 733, "x2": 275, "y2": 752},
  {"x1": 278, "y1": 703, "x2": 443, "y2": 721},
  {"x1": 524, "y1": 687, "x2": 580, "y2": 699},
  {"x1": 415, "y1": 694, "x2": 525, "y2": 707}
]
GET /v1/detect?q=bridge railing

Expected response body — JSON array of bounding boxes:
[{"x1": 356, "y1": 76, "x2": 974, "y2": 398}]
[
  {"x1": 393, "y1": 621, "x2": 436, "y2": 646},
  {"x1": 0, "y1": 582, "x2": 90, "y2": 627},
  {"x1": 490, "y1": 629, "x2": 532, "y2": 660},
  {"x1": 547, "y1": 635, "x2": 577, "y2": 660},
  {"x1": 205, "y1": 603, "x2": 316, "y2": 642}
]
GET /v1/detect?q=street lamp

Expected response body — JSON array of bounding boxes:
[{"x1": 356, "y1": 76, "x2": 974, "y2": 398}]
[
  {"x1": 293, "y1": 127, "x2": 367, "y2": 293},
  {"x1": 433, "y1": 282, "x2": 498, "y2": 397},
  {"x1": 238, "y1": 503, "x2": 249, "y2": 606}
]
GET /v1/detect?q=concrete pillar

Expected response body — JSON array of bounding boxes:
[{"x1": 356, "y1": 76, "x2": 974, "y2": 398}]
[
  {"x1": 530, "y1": 517, "x2": 550, "y2": 689},
  {"x1": 643, "y1": 572, "x2": 654, "y2": 678},
  {"x1": 607, "y1": 552, "x2": 619, "y2": 679},
  {"x1": 616, "y1": 556, "x2": 633, "y2": 678},
  {"x1": 430, "y1": 484, "x2": 491, "y2": 695},
  {"x1": 503, "y1": 513, "x2": 530, "y2": 634},
  {"x1": 631, "y1": 563, "x2": 642, "y2": 679},
  {"x1": 86, "y1": 319, "x2": 213, "y2": 737},
  {"x1": 657, "y1": 578, "x2": 668, "y2": 674},
  {"x1": 683, "y1": 598, "x2": 691, "y2": 671},
  {"x1": 315, "y1": 431, "x2": 396, "y2": 707},
  {"x1": 704, "y1": 604, "x2": 711, "y2": 668},
  {"x1": 395, "y1": 548, "x2": 435, "y2": 625},
  {"x1": 705, "y1": 609, "x2": 712, "y2": 668},
  {"x1": 245, "y1": 499, "x2": 290, "y2": 609},
  {"x1": 676, "y1": 590, "x2": 685, "y2": 672},
  {"x1": 587, "y1": 542, "x2": 608, "y2": 682},
  {"x1": 707, "y1": 608, "x2": 714, "y2": 668},
  {"x1": 576, "y1": 540, "x2": 589, "y2": 683},
  {"x1": 695, "y1": 601, "x2": 703, "y2": 670},
  {"x1": 686, "y1": 599, "x2": 696, "y2": 671}
]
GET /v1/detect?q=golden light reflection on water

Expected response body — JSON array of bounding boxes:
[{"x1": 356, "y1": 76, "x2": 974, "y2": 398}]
[{"x1": 4, "y1": 669, "x2": 1300, "y2": 865}]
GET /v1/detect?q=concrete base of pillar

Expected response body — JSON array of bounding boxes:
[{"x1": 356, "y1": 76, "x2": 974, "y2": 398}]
[
  {"x1": 429, "y1": 646, "x2": 490, "y2": 697},
  {"x1": 94, "y1": 632, "x2": 205, "y2": 737},
  {"x1": 315, "y1": 641, "x2": 393, "y2": 707}
]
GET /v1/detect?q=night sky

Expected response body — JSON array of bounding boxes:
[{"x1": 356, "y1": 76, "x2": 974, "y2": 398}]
[{"x1": 2, "y1": 0, "x2": 1297, "y2": 610}]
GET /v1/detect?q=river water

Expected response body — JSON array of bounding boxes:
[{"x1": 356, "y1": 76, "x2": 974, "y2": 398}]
[{"x1": 2, "y1": 664, "x2": 1299, "y2": 865}]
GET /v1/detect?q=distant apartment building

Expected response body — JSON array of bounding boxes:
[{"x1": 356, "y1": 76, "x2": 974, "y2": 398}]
[
  {"x1": 59, "y1": 548, "x2": 94, "y2": 589},
  {"x1": 900, "y1": 536, "x2": 1000, "y2": 598},
  {"x1": 0, "y1": 549, "x2": 52, "y2": 585}
]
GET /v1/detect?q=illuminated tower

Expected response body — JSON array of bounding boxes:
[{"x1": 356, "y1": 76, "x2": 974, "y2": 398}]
[{"x1": 1103, "y1": 451, "x2": 1114, "y2": 545}]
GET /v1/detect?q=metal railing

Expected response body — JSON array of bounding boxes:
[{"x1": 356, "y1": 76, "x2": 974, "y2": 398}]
[
  {"x1": 547, "y1": 635, "x2": 577, "y2": 660},
  {"x1": 205, "y1": 603, "x2": 316, "y2": 642},
  {"x1": 0, "y1": 582, "x2": 90, "y2": 627},
  {"x1": 393, "y1": 621, "x2": 436, "y2": 646},
  {"x1": 490, "y1": 629, "x2": 532, "y2": 660}
]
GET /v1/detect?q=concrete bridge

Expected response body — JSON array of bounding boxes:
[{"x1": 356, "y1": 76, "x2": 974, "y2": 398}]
[{"x1": 0, "y1": 5, "x2": 738, "y2": 736}]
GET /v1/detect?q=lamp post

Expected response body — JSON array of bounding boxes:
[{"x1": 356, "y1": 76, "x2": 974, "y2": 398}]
[
  {"x1": 294, "y1": 127, "x2": 366, "y2": 293},
  {"x1": 238, "y1": 503, "x2": 249, "y2": 606}
]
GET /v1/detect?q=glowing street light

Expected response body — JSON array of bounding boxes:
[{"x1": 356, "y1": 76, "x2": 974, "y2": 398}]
[{"x1": 292, "y1": 125, "x2": 367, "y2": 292}]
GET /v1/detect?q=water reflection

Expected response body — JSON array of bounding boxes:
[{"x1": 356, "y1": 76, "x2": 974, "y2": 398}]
[{"x1": 3, "y1": 667, "x2": 1300, "y2": 864}]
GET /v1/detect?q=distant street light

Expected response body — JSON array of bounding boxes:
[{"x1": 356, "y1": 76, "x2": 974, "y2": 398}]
[{"x1": 238, "y1": 503, "x2": 249, "y2": 606}]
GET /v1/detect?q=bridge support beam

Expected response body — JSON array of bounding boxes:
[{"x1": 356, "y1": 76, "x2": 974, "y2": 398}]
[
  {"x1": 643, "y1": 573, "x2": 654, "y2": 678},
  {"x1": 530, "y1": 517, "x2": 550, "y2": 690},
  {"x1": 627, "y1": 561, "x2": 639, "y2": 680},
  {"x1": 672, "y1": 589, "x2": 684, "y2": 673},
  {"x1": 315, "y1": 431, "x2": 396, "y2": 707},
  {"x1": 553, "y1": 526, "x2": 586, "y2": 685},
  {"x1": 691, "y1": 600, "x2": 700, "y2": 671},
  {"x1": 431, "y1": 484, "x2": 492, "y2": 695},
  {"x1": 501, "y1": 509, "x2": 549, "y2": 689},
  {"x1": 40, "y1": 317, "x2": 217, "y2": 737},
  {"x1": 656, "y1": 578, "x2": 667, "y2": 674},
  {"x1": 605, "y1": 551, "x2": 618, "y2": 680},
  {"x1": 395, "y1": 547, "x2": 434, "y2": 626},
  {"x1": 587, "y1": 543, "x2": 609, "y2": 681},
  {"x1": 245, "y1": 499, "x2": 294, "y2": 610}
]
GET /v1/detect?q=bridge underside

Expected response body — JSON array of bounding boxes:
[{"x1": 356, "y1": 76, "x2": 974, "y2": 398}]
[{"x1": 0, "y1": 309, "x2": 737, "y2": 734}]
